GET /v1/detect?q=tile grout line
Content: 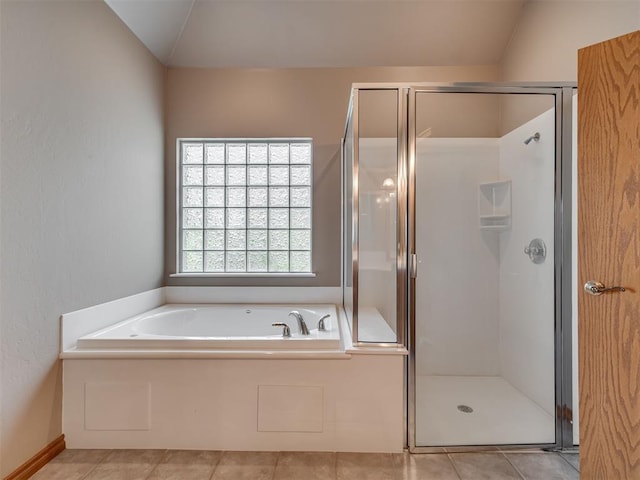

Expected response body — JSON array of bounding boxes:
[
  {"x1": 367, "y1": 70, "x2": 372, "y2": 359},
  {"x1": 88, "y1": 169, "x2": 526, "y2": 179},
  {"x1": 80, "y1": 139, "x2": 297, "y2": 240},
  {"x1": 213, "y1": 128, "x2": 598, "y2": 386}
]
[
  {"x1": 501, "y1": 452, "x2": 527, "y2": 480},
  {"x1": 207, "y1": 451, "x2": 223, "y2": 480},
  {"x1": 77, "y1": 450, "x2": 114, "y2": 480},
  {"x1": 143, "y1": 449, "x2": 169, "y2": 480},
  {"x1": 270, "y1": 451, "x2": 282, "y2": 480},
  {"x1": 76, "y1": 460, "x2": 100, "y2": 480},
  {"x1": 558, "y1": 452, "x2": 580, "y2": 473},
  {"x1": 445, "y1": 453, "x2": 464, "y2": 480},
  {"x1": 143, "y1": 461, "x2": 160, "y2": 479}
]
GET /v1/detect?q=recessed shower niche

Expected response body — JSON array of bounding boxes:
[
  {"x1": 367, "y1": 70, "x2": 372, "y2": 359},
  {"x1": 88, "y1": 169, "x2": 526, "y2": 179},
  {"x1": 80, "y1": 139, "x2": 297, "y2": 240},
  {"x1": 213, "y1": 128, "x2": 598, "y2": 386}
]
[{"x1": 478, "y1": 180, "x2": 511, "y2": 230}]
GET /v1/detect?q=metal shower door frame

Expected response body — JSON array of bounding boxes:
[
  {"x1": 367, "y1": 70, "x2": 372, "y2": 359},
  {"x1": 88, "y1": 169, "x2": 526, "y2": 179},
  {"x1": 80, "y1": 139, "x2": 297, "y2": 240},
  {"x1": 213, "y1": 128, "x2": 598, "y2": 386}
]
[
  {"x1": 405, "y1": 83, "x2": 576, "y2": 452},
  {"x1": 345, "y1": 86, "x2": 409, "y2": 347}
]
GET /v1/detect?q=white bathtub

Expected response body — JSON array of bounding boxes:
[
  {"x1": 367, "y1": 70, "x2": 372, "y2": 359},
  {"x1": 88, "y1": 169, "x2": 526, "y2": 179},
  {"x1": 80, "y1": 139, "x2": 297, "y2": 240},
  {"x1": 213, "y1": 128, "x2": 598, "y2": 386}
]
[
  {"x1": 62, "y1": 290, "x2": 406, "y2": 453},
  {"x1": 77, "y1": 304, "x2": 340, "y2": 350}
]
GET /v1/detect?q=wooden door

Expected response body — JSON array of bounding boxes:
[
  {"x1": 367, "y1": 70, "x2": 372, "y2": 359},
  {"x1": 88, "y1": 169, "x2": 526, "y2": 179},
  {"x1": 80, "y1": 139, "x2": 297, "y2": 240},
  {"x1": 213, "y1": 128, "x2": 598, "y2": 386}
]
[{"x1": 578, "y1": 30, "x2": 640, "y2": 479}]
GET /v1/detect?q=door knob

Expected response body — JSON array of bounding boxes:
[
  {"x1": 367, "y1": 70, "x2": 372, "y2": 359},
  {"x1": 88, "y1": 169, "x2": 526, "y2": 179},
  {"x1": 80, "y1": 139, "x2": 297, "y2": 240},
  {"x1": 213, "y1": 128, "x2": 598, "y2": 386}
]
[{"x1": 584, "y1": 280, "x2": 626, "y2": 296}]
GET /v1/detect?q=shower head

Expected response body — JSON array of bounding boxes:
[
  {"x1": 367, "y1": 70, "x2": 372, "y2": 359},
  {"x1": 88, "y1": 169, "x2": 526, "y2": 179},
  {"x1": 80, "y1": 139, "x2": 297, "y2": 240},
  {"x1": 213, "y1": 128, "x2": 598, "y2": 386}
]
[{"x1": 524, "y1": 132, "x2": 541, "y2": 145}]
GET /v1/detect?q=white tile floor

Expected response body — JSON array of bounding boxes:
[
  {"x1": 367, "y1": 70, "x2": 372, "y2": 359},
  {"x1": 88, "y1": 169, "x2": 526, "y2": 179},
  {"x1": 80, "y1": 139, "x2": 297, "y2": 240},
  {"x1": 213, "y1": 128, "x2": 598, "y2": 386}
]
[{"x1": 416, "y1": 375, "x2": 555, "y2": 446}]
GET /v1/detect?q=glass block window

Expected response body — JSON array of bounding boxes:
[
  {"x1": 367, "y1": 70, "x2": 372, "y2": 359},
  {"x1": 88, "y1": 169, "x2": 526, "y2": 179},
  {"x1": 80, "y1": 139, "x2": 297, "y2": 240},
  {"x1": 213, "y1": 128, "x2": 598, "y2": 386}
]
[{"x1": 178, "y1": 139, "x2": 313, "y2": 273}]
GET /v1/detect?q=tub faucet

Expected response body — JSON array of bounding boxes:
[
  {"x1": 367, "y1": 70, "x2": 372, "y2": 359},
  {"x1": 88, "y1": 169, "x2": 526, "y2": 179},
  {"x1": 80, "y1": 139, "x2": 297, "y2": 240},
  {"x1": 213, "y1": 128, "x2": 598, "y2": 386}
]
[{"x1": 289, "y1": 310, "x2": 310, "y2": 335}]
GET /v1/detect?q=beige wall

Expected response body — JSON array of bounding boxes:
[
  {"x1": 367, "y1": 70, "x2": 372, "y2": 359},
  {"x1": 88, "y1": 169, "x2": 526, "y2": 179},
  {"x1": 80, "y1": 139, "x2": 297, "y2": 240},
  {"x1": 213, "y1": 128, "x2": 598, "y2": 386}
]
[
  {"x1": 499, "y1": 2, "x2": 638, "y2": 134},
  {"x1": 502, "y1": 1, "x2": 639, "y2": 82},
  {"x1": 165, "y1": 66, "x2": 500, "y2": 286},
  {"x1": 0, "y1": 0, "x2": 165, "y2": 475}
]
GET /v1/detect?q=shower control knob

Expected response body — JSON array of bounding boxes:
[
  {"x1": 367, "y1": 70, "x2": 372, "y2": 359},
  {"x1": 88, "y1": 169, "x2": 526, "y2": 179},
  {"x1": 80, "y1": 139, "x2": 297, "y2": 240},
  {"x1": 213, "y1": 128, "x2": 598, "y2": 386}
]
[
  {"x1": 524, "y1": 238, "x2": 546, "y2": 264},
  {"x1": 584, "y1": 280, "x2": 626, "y2": 296}
]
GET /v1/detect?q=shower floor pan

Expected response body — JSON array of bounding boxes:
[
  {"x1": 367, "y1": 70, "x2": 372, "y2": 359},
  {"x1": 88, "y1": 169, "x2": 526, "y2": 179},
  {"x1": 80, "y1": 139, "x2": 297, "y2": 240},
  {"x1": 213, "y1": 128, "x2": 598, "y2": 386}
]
[{"x1": 415, "y1": 375, "x2": 555, "y2": 446}]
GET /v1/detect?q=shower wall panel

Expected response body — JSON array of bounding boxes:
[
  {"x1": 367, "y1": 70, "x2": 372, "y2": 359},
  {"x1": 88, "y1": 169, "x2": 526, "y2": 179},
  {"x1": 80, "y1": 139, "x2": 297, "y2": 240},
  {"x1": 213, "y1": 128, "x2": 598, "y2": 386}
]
[
  {"x1": 498, "y1": 109, "x2": 556, "y2": 416},
  {"x1": 415, "y1": 138, "x2": 501, "y2": 377}
]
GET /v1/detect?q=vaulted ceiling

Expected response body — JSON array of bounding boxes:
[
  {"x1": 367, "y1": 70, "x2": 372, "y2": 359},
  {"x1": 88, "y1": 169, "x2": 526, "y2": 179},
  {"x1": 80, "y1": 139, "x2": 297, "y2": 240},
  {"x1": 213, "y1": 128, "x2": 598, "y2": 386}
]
[{"x1": 105, "y1": 0, "x2": 528, "y2": 68}]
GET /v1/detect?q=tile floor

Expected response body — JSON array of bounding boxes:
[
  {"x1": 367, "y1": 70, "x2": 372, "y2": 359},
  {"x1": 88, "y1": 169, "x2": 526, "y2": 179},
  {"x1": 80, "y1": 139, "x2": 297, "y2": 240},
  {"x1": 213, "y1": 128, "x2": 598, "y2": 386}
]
[{"x1": 31, "y1": 449, "x2": 580, "y2": 480}]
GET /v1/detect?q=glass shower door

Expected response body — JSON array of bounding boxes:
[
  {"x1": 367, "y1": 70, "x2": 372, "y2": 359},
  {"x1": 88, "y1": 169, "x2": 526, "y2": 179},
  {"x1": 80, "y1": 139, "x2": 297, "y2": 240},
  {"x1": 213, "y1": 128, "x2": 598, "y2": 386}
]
[{"x1": 410, "y1": 90, "x2": 558, "y2": 447}]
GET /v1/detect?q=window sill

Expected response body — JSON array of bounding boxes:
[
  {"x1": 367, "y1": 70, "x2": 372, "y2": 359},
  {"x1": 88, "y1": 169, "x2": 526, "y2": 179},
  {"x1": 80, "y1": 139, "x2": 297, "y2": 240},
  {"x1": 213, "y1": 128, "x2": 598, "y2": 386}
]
[{"x1": 169, "y1": 272, "x2": 317, "y2": 278}]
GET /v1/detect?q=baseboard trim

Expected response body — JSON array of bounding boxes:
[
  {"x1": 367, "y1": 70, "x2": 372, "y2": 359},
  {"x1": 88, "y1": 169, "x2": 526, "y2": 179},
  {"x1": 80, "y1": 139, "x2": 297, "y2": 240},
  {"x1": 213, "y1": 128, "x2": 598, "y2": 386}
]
[{"x1": 3, "y1": 434, "x2": 65, "y2": 480}]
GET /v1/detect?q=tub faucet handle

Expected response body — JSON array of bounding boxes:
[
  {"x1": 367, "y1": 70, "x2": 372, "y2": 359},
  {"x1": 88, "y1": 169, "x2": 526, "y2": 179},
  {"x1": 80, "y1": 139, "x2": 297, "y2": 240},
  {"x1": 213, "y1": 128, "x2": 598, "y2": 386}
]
[
  {"x1": 318, "y1": 314, "x2": 330, "y2": 331},
  {"x1": 272, "y1": 322, "x2": 291, "y2": 338}
]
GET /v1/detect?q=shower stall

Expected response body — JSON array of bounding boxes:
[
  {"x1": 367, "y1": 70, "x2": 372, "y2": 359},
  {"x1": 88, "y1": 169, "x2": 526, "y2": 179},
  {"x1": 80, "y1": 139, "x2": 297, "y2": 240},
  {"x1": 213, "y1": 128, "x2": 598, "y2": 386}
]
[{"x1": 342, "y1": 84, "x2": 578, "y2": 450}]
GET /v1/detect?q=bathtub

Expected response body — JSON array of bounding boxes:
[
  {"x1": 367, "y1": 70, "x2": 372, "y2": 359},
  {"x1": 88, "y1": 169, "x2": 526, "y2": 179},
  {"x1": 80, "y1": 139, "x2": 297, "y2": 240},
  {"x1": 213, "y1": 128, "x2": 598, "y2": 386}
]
[
  {"x1": 76, "y1": 304, "x2": 341, "y2": 351},
  {"x1": 62, "y1": 289, "x2": 406, "y2": 453}
]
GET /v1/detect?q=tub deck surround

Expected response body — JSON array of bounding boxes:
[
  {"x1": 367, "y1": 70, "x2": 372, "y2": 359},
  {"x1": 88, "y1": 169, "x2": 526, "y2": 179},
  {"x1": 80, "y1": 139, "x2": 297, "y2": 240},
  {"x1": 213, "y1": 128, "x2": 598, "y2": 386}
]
[
  {"x1": 60, "y1": 288, "x2": 166, "y2": 353},
  {"x1": 63, "y1": 355, "x2": 405, "y2": 452}
]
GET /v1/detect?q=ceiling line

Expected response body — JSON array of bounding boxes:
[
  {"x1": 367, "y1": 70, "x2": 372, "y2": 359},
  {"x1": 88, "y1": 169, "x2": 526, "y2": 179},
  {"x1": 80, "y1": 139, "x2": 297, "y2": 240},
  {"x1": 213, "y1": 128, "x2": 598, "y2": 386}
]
[{"x1": 168, "y1": 0, "x2": 196, "y2": 64}]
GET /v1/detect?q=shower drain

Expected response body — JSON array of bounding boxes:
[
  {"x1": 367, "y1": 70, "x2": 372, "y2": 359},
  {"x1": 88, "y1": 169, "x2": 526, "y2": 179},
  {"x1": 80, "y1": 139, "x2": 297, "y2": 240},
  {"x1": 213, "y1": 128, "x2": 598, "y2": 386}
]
[{"x1": 457, "y1": 405, "x2": 474, "y2": 413}]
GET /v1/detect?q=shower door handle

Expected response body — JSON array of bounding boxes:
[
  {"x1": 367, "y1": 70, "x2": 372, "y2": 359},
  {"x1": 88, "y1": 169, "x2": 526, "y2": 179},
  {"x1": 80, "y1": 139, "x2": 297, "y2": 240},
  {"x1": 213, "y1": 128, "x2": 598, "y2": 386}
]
[
  {"x1": 410, "y1": 254, "x2": 418, "y2": 278},
  {"x1": 584, "y1": 280, "x2": 626, "y2": 296}
]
